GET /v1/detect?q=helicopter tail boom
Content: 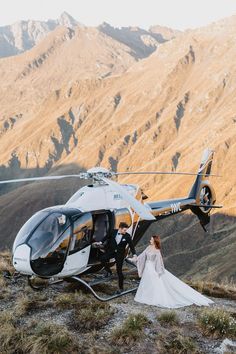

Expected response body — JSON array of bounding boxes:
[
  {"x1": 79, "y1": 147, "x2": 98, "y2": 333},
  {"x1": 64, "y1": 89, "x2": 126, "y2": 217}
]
[{"x1": 146, "y1": 149, "x2": 220, "y2": 232}]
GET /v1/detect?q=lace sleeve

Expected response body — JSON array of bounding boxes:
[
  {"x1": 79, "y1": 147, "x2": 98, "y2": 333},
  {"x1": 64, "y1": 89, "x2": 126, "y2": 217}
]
[
  {"x1": 155, "y1": 251, "x2": 165, "y2": 276},
  {"x1": 137, "y1": 249, "x2": 147, "y2": 278}
]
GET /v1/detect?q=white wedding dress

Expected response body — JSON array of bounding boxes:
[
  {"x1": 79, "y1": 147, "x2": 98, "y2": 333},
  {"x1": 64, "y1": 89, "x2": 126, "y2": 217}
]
[{"x1": 134, "y1": 246, "x2": 214, "y2": 308}]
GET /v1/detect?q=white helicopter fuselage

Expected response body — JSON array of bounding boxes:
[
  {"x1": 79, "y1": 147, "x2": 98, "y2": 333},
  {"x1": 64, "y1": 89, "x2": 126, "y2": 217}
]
[{"x1": 13, "y1": 182, "x2": 142, "y2": 278}]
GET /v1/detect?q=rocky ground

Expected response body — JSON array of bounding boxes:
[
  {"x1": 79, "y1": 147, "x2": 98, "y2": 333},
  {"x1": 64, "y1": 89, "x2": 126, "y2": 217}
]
[{"x1": 0, "y1": 260, "x2": 236, "y2": 354}]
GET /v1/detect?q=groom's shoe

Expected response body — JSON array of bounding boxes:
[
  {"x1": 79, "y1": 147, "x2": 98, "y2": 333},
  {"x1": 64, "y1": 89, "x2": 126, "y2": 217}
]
[{"x1": 115, "y1": 288, "x2": 124, "y2": 295}]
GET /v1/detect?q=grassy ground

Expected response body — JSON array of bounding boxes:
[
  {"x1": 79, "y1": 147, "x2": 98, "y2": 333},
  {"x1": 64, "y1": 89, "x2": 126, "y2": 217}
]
[
  {"x1": 185, "y1": 279, "x2": 236, "y2": 300},
  {"x1": 0, "y1": 251, "x2": 236, "y2": 353}
]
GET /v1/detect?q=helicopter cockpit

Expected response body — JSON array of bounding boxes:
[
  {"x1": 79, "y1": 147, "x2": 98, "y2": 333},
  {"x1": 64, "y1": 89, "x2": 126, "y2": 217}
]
[{"x1": 13, "y1": 207, "x2": 94, "y2": 277}]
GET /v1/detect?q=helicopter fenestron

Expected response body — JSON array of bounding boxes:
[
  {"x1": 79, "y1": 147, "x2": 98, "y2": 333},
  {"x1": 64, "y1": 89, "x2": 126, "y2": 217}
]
[{"x1": 0, "y1": 148, "x2": 222, "y2": 300}]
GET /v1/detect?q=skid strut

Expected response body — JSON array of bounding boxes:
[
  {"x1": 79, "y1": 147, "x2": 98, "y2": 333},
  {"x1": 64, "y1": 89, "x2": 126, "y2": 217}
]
[{"x1": 71, "y1": 275, "x2": 138, "y2": 301}]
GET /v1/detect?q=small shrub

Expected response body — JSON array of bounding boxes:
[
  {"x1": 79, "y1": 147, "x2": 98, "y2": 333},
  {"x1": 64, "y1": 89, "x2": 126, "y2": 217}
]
[
  {"x1": 68, "y1": 302, "x2": 113, "y2": 331},
  {"x1": 0, "y1": 250, "x2": 15, "y2": 275},
  {"x1": 0, "y1": 278, "x2": 11, "y2": 300},
  {"x1": 0, "y1": 310, "x2": 15, "y2": 325},
  {"x1": 110, "y1": 313, "x2": 149, "y2": 345},
  {"x1": 163, "y1": 332, "x2": 198, "y2": 353},
  {"x1": 123, "y1": 313, "x2": 150, "y2": 331},
  {"x1": 158, "y1": 310, "x2": 179, "y2": 326},
  {"x1": 54, "y1": 291, "x2": 87, "y2": 309},
  {"x1": 0, "y1": 312, "x2": 25, "y2": 353},
  {"x1": 14, "y1": 293, "x2": 51, "y2": 315},
  {"x1": 198, "y1": 308, "x2": 236, "y2": 338},
  {"x1": 0, "y1": 323, "x2": 25, "y2": 353},
  {"x1": 0, "y1": 276, "x2": 6, "y2": 285},
  {"x1": 86, "y1": 343, "x2": 120, "y2": 354},
  {"x1": 24, "y1": 322, "x2": 80, "y2": 354}
]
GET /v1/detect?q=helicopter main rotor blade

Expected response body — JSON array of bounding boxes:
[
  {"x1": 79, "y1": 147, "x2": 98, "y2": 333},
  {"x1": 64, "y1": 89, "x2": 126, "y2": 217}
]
[
  {"x1": 100, "y1": 176, "x2": 155, "y2": 221},
  {"x1": 114, "y1": 171, "x2": 221, "y2": 177},
  {"x1": 0, "y1": 174, "x2": 82, "y2": 184}
]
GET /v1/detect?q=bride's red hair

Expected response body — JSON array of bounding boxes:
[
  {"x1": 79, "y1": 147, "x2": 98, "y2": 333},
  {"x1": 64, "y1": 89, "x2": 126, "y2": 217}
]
[{"x1": 152, "y1": 235, "x2": 161, "y2": 249}]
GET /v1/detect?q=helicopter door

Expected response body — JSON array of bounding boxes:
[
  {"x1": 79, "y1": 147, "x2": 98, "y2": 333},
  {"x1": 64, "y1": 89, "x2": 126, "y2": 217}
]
[
  {"x1": 87, "y1": 212, "x2": 110, "y2": 264},
  {"x1": 93, "y1": 213, "x2": 109, "y2": 242},
  {"x1": 59, "y1": 213, "x2": 93, "y2": 276}
]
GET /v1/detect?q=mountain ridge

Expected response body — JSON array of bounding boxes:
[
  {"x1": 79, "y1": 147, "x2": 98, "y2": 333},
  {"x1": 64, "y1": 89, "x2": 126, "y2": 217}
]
[{"x1": 0, "y1": 12, "x2": 178, "y2": 59}]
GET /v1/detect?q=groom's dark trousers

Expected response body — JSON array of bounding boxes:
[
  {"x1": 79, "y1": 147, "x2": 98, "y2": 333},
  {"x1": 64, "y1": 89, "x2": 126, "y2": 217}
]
[{"x1": 100, "y1": 230, "x2": 136, "y2": 290}]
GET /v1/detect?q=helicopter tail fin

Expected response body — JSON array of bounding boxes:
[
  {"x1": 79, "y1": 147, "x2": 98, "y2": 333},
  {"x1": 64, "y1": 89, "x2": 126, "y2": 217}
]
[
  {"x1": 188, "y1": 148, "x2": 214, "y2": 198},
  {"x1": 188, "y1": 149, "x2": 216, "y2": 231}
]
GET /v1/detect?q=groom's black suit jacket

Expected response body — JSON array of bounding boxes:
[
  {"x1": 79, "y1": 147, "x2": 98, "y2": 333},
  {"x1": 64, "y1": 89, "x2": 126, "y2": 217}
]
[{"x1": 103, "y1": 229, "x2": 136, "y2": 260}]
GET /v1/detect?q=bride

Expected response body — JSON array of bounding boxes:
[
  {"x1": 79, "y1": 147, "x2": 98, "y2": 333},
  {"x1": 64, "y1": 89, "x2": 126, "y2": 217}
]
[{"x1": 130, "y1": 235, "x2": 214, "y2": 308}]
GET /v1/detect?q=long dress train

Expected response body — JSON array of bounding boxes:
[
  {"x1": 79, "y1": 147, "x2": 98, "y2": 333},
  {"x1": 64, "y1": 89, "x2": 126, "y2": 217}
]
[{"x1": 134, "y1": 246, "x2": 214, "y2": 308}]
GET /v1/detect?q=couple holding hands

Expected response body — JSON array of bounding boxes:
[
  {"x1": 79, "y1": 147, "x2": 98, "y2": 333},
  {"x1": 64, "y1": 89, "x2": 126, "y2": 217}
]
[{"x1": 100, "y1": 222, "x2": 213, "y2": 308}]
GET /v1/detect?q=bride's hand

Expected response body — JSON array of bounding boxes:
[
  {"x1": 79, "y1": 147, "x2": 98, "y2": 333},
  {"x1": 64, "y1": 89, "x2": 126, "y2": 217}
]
[{"x1": 127, "y1": 256, "x2": 137, "y2": 264}]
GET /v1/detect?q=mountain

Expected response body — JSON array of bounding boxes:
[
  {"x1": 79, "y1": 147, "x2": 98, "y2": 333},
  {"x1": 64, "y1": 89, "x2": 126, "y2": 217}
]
[
  {"x1": 0, "y1": 12, "x2": 80, "y2": 58},
  {"x1": 98, "y1": 22, "x2": 170, "y2": 59},
  {"x1": 0, "y1": 15, "x2": 235, "y2": 281},
  {"x1": 149, "y1": 24, "x2": 181, "y2": 41},
  {"x1": 0, "y1": 13, "x2": 178, "y2": 59}
]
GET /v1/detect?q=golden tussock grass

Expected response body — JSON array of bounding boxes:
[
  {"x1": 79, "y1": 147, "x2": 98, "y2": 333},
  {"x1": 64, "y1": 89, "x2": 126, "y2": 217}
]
[
  {"x1": 185, "y1": 279, "x2": 236, "y2": 300},
  {"x1": 14, "y1": 293, "x2": 52, "y2": 316},
  {"x1": 110, "y1": 313, "x2": 150, "y2": 345},
  {"x1": 161, "y1": 331, "x2": 199, "y2": 354},
  {"x1": 158, "y1": 310, "x2": 179, "y2": 326},
  {"x1": 0, "y1": 310, "x2": 25, "y2": 354},
  {"x1": 54, "y1": 290, "x2": 88, "y2": 309},
  {"x1": 0, "y1": 310, "x2": 81, "y2": 354},
  {"x1": 23, "y1": 321, "x2": 81, "y2": 354},
  {"x1": 198, "y1": 307, "x2": 236, "y2": 339},
  {"x1": 0, "y1": 257, "x2": 15, "y2": 275},
  {"x1": 68, "y1": 301, "x2": 114, "y2": 331},
  {"x1": 0, "y1": 277, "x2": 12, "y2": 300}
]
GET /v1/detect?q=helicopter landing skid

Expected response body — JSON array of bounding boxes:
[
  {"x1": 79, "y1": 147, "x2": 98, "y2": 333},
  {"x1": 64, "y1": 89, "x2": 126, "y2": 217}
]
[
  {"x1": 71, "y1": 275, "x2": 138, "y2": 301},
  {"x1": 71, "y1": 260, "x2": 139, "y2": 301}
]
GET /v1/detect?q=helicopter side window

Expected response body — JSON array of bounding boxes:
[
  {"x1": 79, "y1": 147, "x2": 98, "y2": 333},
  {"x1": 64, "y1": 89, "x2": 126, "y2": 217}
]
[{"x1": 69, "y1": 213, "x2": 93, "y2": 255}]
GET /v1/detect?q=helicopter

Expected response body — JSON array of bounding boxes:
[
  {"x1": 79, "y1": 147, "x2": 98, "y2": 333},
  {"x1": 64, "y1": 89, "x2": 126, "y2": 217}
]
[{"x1": 0, "y1": 148, "x2": 222, "y2": 300}]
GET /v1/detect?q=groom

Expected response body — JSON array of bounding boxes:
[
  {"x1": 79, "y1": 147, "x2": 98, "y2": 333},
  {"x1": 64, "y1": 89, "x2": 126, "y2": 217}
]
[{"x1": 100, "y1": 222, "x2": 137, "y2": 293}]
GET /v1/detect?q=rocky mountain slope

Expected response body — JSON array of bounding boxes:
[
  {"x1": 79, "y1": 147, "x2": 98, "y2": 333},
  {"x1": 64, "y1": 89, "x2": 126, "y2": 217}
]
[{"x1": 0, "y1": 15, "x2": 235, "y2": 281}]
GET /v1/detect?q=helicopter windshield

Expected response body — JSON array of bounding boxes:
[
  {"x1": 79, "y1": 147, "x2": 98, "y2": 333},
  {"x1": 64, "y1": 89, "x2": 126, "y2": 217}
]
[
  {"x1": 28, "y1": 212, "x2": 70, "y2": 261},
  {"x1": 26, "y1": 211, "x2": 92, "y2": 277},
  {"x1": 28, "y1": 212, "x2": 71, "y2": 276},
  {"x1": 13, "y1": 210, "x2": 50, "y2": 253}
]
